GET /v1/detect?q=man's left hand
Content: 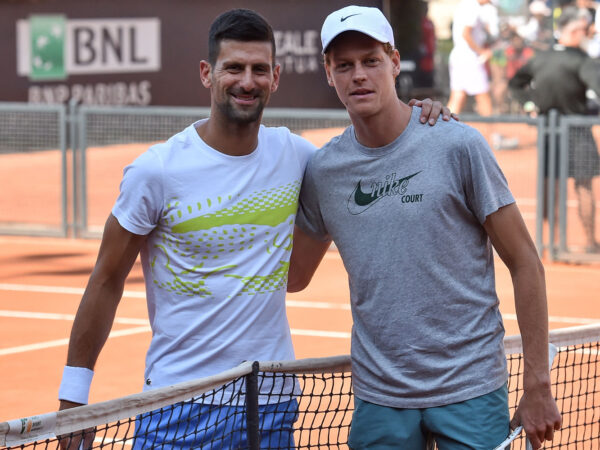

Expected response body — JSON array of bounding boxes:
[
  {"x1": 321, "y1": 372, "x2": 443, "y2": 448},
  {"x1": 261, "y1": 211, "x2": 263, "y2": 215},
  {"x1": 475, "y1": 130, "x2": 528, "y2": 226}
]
[
  {"x1": 408, "y1": 98, "x2": 459, "y2": 125},
  {"x1": 511, "y1": 386, "x2": 561, "y2": 449}
]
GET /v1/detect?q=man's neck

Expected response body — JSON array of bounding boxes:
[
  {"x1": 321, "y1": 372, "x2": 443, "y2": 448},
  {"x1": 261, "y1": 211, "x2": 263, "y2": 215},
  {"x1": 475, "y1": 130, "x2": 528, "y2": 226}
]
[
  {"x1": 557, "y1": 37, "x2": 581, "y2": 49},
  {"x1": 196, "y1": 113, "x2": 261, "y2": 156},
  {"x1": 350, "y1": 99, "x2": 412, "y2": 148}
]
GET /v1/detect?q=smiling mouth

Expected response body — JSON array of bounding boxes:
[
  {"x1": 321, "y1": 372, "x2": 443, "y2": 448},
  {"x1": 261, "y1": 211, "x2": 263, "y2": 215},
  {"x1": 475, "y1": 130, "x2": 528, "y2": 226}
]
[{"x1": 231, "y1": 93, "x2": 258, "y2": 105}]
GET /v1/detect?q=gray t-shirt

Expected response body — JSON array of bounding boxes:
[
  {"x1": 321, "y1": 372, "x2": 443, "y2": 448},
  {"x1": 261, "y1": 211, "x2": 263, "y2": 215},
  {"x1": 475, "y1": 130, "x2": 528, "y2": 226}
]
[{"x1": 296, "y1": 107, "x2": 515, "y2": 408}]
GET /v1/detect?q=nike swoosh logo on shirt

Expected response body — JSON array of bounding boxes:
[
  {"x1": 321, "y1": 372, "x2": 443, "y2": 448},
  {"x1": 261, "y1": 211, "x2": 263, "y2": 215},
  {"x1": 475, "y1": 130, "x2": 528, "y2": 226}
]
[{"x1": 347, "y1": 171, "x2": 421, "y2": 215}]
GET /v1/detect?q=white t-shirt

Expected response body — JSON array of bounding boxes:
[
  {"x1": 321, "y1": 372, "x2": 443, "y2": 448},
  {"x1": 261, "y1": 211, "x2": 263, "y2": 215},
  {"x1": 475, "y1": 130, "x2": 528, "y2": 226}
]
[
  {"x1": 452, "y1": 0, "x2": 497, "y2": 58},
  {"x1": 112, "y1": 120, "x2": 316, "y2": 397}
]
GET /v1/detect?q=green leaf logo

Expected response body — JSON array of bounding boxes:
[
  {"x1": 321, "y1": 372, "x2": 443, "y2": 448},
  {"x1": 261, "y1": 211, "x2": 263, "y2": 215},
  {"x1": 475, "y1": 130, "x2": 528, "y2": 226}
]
[{"x1": 30, "y1": 15, "x2": 66, "y2": 80}]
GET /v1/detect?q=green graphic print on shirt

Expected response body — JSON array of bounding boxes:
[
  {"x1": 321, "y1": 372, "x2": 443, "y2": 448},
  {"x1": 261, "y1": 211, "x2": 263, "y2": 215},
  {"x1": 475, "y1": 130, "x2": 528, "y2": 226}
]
[{"x1": 151, "y1": 181, "x2": 300, "y2": 299}]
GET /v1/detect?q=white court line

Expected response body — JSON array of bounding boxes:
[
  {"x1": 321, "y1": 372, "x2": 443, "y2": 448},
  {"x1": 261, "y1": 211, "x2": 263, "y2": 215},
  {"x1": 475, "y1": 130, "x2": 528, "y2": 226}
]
[
  {"x1": 2, "y1": 308, "x2": 596, "y2": 328},
  {"x1": 1, "y1": 283, "x2": 597, "y2": 322},
  {"x1": 0, "y1": 307, "x2": 352, "y2": 356},
  {"x1": 503, "y1": 313, "x2": 600, "y2": 326},
  {"x1": 0, "y1": 324, "x2": 348, "y2": 357},
  {"x1": 2, "y1": 309, "x2": 595, "y2": 327},
  {"x1": 290, "y1": 329, "x2": 351, "y2": 339},
  {"x1": 286, "y1": 299, "x2": 350, "y2": 310},
  {"x1": 0, "y1": 310, "x2": 148, "y2": 325},
  {"x1": 0, "y1": 326, "x2": 151, "y2": 356},
  {"x1": 0, "y1": 283, "x2": 349, "y2": 309},
  {"x1": 1, "y1": 308, "x2": 597, "y2": 358},
  {"x1": 515, "y1": 198, "x2": 536, "y2": 206},
  {"x1": 0, "y1": 283, "x2": 145, "y2": 299},
  {"x1": 0, "y1": 236, "x2": 101, "y2": 248}
]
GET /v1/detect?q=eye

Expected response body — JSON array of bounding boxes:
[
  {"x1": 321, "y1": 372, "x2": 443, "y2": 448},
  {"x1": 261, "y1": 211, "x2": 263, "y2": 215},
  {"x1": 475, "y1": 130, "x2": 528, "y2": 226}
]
[
  {"x1": 253, "y1": 65, "x2": 270, "y2": 74},
  {"x1": 225, "y1": 64, "x2": 243, "y2": 73}
]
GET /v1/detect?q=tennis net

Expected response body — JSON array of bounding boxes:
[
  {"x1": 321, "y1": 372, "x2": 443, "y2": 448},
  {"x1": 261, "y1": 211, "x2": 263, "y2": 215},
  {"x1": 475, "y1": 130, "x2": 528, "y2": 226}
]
[{"x1": 1, "y1": 324, "x2": 598, "y2": 449}]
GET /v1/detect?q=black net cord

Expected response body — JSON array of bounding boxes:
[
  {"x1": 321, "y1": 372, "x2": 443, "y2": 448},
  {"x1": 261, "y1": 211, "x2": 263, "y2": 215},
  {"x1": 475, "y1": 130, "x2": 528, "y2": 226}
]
[{"x1": 245, "y1": 361, "x2": 260, "y2": 450}]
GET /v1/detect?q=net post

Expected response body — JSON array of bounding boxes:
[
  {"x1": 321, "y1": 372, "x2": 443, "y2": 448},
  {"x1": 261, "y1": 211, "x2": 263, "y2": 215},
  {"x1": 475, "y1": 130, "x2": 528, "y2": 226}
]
[{"x1": 245, "y1": 361, "x2": 260, "y2": 450}]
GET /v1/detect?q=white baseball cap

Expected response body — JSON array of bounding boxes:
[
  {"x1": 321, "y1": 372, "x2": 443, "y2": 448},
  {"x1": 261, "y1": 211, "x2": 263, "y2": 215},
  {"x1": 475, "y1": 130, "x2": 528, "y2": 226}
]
[
  {"x1": 321, "y1": 5, "x2": 394, "y2": 54},
  {"x1": 529, "y1": 0, "x2": 551, "y2": 16}
]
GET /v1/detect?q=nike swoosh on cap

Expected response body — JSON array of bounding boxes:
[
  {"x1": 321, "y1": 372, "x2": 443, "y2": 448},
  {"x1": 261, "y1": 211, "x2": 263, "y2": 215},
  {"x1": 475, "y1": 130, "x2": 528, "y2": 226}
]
[{"x1": 340, "y1": 13, "x2": 360, "y2": 22}]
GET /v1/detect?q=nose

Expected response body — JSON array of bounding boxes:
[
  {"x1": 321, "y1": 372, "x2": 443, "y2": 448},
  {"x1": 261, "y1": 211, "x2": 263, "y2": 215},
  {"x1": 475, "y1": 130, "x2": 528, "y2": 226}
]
[
  {"x1": 238, "y1": 67, "x2": 255, "y2": 91},
  {"x1": 352, "y1": 63, "x2": 367, "y2": 83}
]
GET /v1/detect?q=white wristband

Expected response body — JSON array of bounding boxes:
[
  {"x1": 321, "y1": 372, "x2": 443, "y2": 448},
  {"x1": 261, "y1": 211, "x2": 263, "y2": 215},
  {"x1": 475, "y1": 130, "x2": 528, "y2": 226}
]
[{"x1": 58, "y1": 366, "x2": 94, "y2": 405}]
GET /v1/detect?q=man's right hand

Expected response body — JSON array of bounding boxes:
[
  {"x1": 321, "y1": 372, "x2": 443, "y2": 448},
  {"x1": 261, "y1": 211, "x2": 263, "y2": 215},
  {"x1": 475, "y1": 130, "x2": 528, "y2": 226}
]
[
  {"x1": 59, "y1": 399, "x2": 84, "y2": 411},
  {"x1": 56, "y1": 215, "x2": 146, "y2": 448},
  {"x1": 58, "y1": 400, "x2": 95, "y2": 450}
]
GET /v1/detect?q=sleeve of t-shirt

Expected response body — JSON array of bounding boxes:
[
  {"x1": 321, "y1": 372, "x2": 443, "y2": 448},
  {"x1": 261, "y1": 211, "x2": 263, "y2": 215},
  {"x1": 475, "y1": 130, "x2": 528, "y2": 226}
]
[
  {"x1": 111, "y1": 147, "x2": 164, "y2": 235},
  {"x1": 462, "y1": 4, "x2": 480, "y2": 28},
  {"x1": 289, "y1": 132, "x2": 318, "y2": 169},
  {"x1": 291, "y1": 133, "x2": 317, "y2": 157},
  {"x1": 579, "y1": 57, "x2": 600, "y2": 98},
  {"x1": 508, "y1": 56, "x2": 536, "y2": 104},
  {"x1": 295, "y1": 156, "x2": 331, "y2": 242},
  {"x1": 461, "y1": 128, "x2": 515, "y2": 224}
]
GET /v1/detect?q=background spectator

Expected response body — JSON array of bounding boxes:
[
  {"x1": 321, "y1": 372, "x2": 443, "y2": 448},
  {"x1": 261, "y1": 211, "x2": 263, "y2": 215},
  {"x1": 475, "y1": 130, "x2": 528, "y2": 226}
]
[
  {"x1": 447, "y1": 0, "x2": 499, "y2": 115},
  {"x1": 509, "y1": 6, "x2": 600, "y2": 253},
  {"x1": 517, "y1": 0, "x2": 554, "y2": 50}
]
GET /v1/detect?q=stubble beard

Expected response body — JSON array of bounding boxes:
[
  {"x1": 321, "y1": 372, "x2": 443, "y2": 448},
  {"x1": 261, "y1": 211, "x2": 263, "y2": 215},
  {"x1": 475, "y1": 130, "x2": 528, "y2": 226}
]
[{"x1": 218, "y1": 93, "x2": 265, "y2": 125}]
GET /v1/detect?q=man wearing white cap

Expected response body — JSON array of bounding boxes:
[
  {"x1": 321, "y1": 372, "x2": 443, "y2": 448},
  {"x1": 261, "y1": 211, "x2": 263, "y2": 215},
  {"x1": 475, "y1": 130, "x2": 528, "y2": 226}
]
[{"x1": 289, "y1": 5, "x2": 561, "y2": 449}]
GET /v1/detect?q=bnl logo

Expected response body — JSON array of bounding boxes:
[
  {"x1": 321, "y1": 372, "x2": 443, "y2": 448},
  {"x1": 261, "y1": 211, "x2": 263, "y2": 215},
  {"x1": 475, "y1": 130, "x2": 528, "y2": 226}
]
[{"x1": 17, "y1": 15, "x2": 161, "y2": 80}]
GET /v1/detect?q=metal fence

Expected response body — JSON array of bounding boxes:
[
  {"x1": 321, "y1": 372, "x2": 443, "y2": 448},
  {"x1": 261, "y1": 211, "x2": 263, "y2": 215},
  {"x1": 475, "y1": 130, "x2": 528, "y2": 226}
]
[
  {"x1": 461, "y1": 111, "x2": 600, "y2": 264},
  {"x1": 0, "y1": 102, "x2": 68, "y2": 237},
  {"x1": 73, "y1": 105, "x2": 211, "y2": 238},
  {"x1": 1, "y1": 101, "x2": 599, "y2": 263},
  {"x1": 553, "y1": 113, "x2": 600, "y2": 263}
]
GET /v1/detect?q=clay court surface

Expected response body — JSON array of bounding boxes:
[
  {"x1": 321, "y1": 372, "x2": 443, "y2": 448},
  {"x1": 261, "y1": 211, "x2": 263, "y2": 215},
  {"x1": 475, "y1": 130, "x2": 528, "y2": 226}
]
[{"x1": 0, "y1": 123, "x2": 599, "y2": 424}]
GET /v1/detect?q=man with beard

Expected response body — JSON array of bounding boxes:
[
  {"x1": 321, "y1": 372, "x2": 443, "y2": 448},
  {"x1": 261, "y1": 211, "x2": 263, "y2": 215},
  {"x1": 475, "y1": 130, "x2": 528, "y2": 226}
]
[{"x1": 56, "y1": 8, "x2": 452, "y2": 449}]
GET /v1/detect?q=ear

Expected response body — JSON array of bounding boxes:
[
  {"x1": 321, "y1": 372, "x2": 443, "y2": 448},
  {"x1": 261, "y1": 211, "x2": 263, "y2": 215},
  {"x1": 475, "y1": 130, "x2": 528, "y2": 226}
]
[
  {"x1": 271, "y1": 63, "x2": 281, "y2": 93},
  {"x1": 391, "y1": 49, "x2": 401, "y2": 78},
  {"x1": 324, "y1": 63, "x2": 334, "y2": 87},
  {"x1": 199, "y1": 60, "x2": 212, "y2": 88}
]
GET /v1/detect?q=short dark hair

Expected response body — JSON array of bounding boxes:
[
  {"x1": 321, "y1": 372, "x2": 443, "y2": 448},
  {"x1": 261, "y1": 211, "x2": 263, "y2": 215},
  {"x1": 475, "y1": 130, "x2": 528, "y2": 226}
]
[
  {"x1": 208, "y1": 9, "x2": 276, "y2": 65},
  {"x1": 556, "y1": 6, "x2": 584, "y2": 30}
]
